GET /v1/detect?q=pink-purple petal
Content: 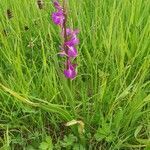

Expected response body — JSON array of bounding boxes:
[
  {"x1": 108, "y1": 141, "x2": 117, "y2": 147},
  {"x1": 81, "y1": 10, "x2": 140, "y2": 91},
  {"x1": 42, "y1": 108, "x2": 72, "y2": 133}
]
[
  {"x1": 67, "y1": 46, "x2": 78, "y2": 57},
  {"x1": 52, "y1": 11, "x2": 64, "y2": 25},
  {"x1": 64, "y1": 63, "x2": 77, "y2": 79},
  {"x1": 53, "y1": 1, "x2": 62, "y2": 10},
  {"x1": 66, "y1": 36, "x2": 79, "y2": 46}
]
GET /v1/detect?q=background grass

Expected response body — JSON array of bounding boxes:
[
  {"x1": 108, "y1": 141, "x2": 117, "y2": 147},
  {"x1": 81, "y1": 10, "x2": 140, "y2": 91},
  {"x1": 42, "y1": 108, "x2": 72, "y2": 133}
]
[{"x1": 0, "y1": 0, "x2": 150, "y2": 149}]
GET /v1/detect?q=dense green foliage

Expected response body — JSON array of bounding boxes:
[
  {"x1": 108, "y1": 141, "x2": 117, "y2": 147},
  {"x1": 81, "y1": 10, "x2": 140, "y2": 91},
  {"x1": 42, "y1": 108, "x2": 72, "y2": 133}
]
[{"x1": 0, "y1": 0, "x2": 150, "y2": 149}]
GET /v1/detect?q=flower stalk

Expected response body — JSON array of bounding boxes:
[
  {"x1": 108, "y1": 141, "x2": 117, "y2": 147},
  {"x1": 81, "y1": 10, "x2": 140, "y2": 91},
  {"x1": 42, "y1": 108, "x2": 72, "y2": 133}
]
[{"x1": 62, "y1": 0, "x2": 69, "y2": 68}]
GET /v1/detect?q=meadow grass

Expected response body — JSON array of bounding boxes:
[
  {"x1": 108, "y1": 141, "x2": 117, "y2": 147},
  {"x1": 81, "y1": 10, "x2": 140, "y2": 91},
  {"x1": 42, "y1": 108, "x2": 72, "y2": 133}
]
[{"x1": 0, "y1": 0, "x2": 150, "y2": 149}]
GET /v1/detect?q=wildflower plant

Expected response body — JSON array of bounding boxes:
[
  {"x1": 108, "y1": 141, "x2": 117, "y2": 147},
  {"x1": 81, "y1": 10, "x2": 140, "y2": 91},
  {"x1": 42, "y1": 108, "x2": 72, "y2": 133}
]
[{"x1": 51, "y1": 0, "x2": 79, "y2": 79}]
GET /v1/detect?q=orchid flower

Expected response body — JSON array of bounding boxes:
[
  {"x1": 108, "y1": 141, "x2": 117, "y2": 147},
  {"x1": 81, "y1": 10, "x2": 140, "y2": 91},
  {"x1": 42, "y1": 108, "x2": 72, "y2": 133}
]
[
  {"x1": 53, "y1": 1, "x2": 62, "y2": 10},
  {"x1": 59, "y1": 45, "x2": 78, "y2": 58},
  {"x1": 52, "y1": 10, "x2": 64, "y2": 25},
  {"x1": 64, "y1": 61, "x2": 77, "y2": 79}
]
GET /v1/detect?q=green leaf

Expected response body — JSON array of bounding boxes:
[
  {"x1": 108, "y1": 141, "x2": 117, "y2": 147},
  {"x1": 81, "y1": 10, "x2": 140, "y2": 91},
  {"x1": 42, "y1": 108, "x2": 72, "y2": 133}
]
[
  {"x1": 39, "y1": 142, "x2": 49, "y2": 150},
  {"x1": 60, "y1": 134, "x2": 77, "y2": 147},
  {"x1": 134, "y1": 125, "x2": 150, "y2": 144},
  {"x1": 94, "y1": 122, "x2": 114, "y2": 142},
  {"x1": 73, "y1": 144, "x2": 86, "y2": 150},
  {"x1": 39, "y1": 136, "x2": 53, "y2": 150},
  {"x1": 46, "y1": 136, "x2": 53, "y2": 146},
  {"x1": 134, "y1": 125, "x2": 143, "y2": 138},
  {"x1": 26, "y1": 145, "x2": 36, "y2": 150},
  {"x1": 94, "y1": 130, "x2": 106, "y2": 142}
]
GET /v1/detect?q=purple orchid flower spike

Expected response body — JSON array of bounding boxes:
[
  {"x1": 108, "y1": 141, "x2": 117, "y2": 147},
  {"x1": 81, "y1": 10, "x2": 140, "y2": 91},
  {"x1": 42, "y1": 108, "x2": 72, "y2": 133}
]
[
  {"x1": 51, "y1": 0, "x2": 79, "y2": 79},
  {"x1": 64, "y1": 61, "x2": 77, "y2": 79}
]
